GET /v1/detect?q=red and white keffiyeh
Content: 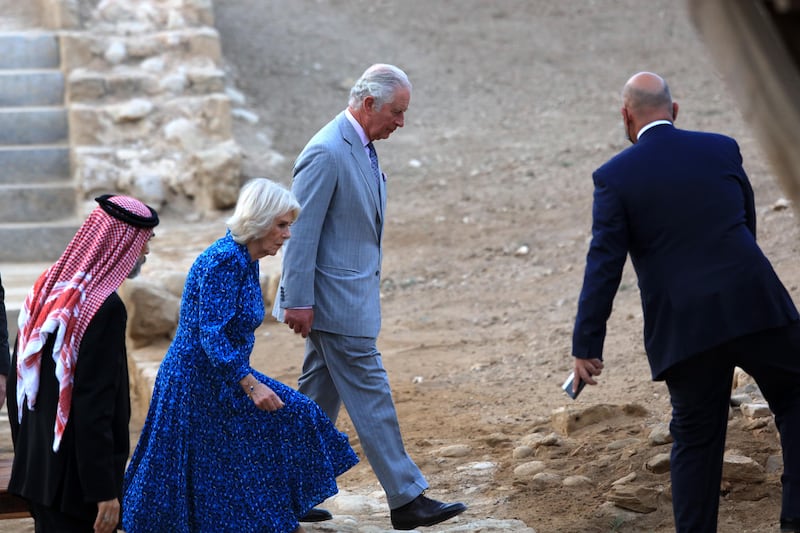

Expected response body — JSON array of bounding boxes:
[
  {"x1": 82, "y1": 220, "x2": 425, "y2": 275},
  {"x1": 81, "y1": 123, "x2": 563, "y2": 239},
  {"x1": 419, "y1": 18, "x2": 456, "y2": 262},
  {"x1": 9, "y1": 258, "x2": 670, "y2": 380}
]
[{"x1": 16, "y1": 195, "x2": 156, "y2": 451}]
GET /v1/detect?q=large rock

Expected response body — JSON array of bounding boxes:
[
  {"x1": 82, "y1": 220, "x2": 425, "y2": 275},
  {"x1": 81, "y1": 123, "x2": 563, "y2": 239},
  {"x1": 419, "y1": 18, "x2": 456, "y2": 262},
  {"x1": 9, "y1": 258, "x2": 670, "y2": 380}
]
[
  {"x1": 58, "y1": 1, "x2": 244, "y2": 215},
  {"x1": 119, "y1": 277, "x2": 180, "y2": 348},
  {"x1": 551, "y1": 403, "x2": 648, "y2": 436}
]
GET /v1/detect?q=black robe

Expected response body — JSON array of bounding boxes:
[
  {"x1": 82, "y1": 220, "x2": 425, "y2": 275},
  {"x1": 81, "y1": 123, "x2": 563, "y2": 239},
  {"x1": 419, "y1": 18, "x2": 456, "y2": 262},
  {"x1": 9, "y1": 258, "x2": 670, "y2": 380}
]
[
  {"x1": 0, "y1": 274, "x2": 11, "y2": 376},
  {"x1": 7, "y1": 292, "x2": 131, "y2": 522}
]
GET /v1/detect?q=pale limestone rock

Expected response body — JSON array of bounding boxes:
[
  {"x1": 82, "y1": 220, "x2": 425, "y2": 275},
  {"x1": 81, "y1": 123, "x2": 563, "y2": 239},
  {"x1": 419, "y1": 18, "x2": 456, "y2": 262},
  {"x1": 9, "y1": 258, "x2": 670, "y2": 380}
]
[
  {"x1": 607, "y1": 484, "x2": 661, "y2": 513},
  {"x1": 722, "y1": 453, "x2": 765, "y2": 482},
  {"x1": 563, "y1": 475, "x2": 593, "y2": 487},
  {"x1": 457, "y1": 461, "x2": 497, "y2": 475},
  {"x1": 551, "y1": 403, "x2": 648, "y2": 436},
  {"x1": 740, "y1": 403, "x2": 771, "y2": 419},
  {"x1": 438, "y1": 444, "x2": 472, "y2": 458},
  {"x1": 521, "y1": 431, "x2": 561, "y2": 448},
  {"x1": 160, "y1": 72, "x2": 188, "y2": 93},
  {"x1": 259, "y1": 255, "x2": 281, "y2": 314},
  {"x1": 606, "y1": 437, "x2": 640, "y2": 451},
  {"x1": 159, "y1": 272, "x2": 187, "y2": 298},
  {"x1": 648, "y1": 422, "x2": 673, "y2": 445},
  {"x1": 328, "y1": 490, "x2": 386, "y2": 515},
  {"x1": 164, "y1": 117, "x2": 205, "y2": 151},
  {"x1": 766, "y1": 454, "x2": 783, "y2": 474},
  {"x1": 119, "y1": 278, "x2": 180, "y2": 348},
  {"x1": 513, "y1": 461, "x2": 546, "y2": 478},
  {"x1": 596, "y1": 502, "x2": 647, "y2": 530},
  {"x1": 226, "y1": 86, "x2": 246, "y2": 105},
  {"x1": 531, "y1": 472, "x2": 562, "y2": 488},
  {"x1": 187, "y1": 68, "x2": 225, "y2": 93},
  {"x1": 232, "y1": 107, "x2": 259, "y2": 125},
  {"x1": 74, "y1": 151, "x2": 121, "y2": 193},
  {"x1": 481, "y1": 432, "x2": 513, "y2": 448},
  {"x1": 733, "y1": 367, "x2": 756, "y2": 389},
  {"x1": 730, "y1": 393, "x2": 752, "y2": 406},
  {"x1": 126, "y1": 170, "x2": 167, "y2": 206},
  {"x1": 189, "y1": 140, "x2": 242, "y2": 211},
  {"x1": 59, "y1": 0, "x2": 244, "y2": 215},
  {"x1": 140, "y1": 55, "x2": 165, "y2": 72},
  {"x1": 104, "y1": 40, "x2": 126, "y2": 63},
  {"x1": 512, "y1": 445, "x2": 534, "y2": 459},
  {"x1": 645, "y1": 453, "x2": 671, "y2": 474},
  {"x1": 109, "y1": 98, "x2": 154, "y2": 122},
  {"x1": 612, "y1": 471, "x2": 637, "y2": 486}
]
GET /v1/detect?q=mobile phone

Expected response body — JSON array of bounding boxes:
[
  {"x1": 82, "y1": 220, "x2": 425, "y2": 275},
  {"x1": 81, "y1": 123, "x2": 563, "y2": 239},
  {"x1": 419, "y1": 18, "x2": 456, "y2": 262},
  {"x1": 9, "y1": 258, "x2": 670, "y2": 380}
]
[{"x1": 562, "y1": 371, "x2": 586, "y2": 400}]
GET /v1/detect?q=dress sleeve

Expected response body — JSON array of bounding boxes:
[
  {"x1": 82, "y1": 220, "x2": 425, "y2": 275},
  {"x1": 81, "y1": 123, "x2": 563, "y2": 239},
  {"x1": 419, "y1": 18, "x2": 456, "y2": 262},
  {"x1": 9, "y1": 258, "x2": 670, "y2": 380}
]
[{"x1": 196, "y1": 254, "x2": 252, "y2": 383}]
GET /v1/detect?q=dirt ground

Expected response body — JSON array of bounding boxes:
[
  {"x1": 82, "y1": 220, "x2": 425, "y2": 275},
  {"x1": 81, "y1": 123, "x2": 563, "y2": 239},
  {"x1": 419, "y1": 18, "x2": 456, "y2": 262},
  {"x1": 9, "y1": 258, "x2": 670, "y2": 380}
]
[
  {"x1": 4, "y1": 1, "x2": 798, "y2": 532},
  {"x1": 209, "y1": 1, "x2": 797, "y2": 532},
  {"x1": 197, "y1": 1, "x2": 800, "y2": 531}
]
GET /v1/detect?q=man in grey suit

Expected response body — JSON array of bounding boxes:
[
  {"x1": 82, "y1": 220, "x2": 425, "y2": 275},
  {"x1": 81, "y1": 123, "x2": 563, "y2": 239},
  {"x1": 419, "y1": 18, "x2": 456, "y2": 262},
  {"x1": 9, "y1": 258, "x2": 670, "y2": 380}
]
[{"x1": 274, "y1": 63, "x2": 466, "y2": 531}]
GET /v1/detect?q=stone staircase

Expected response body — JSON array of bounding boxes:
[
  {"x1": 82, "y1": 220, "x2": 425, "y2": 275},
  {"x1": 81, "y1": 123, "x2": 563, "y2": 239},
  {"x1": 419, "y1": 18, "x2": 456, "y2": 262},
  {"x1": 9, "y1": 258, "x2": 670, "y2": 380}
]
[{"x1": 0, "y1": 31, "x2": 79, "y2": 341}]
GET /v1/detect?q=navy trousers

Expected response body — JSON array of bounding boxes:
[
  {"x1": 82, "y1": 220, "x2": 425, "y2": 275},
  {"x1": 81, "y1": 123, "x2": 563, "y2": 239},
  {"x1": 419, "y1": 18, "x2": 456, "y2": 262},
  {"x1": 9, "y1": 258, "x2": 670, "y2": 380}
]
[{"x1": 663, "y1": 322, "x2": 800, "y2": 532}]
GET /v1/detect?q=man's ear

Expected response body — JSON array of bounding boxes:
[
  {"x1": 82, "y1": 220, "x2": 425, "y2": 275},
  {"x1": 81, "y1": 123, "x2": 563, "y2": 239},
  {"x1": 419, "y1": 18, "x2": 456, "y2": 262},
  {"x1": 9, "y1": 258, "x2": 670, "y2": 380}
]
[
  {"x1": 364, "y1": 96, "x2": 376, "y2": 113},
  {"x1": 672, "y1": 102, "x2": 679, "y2": 122}
]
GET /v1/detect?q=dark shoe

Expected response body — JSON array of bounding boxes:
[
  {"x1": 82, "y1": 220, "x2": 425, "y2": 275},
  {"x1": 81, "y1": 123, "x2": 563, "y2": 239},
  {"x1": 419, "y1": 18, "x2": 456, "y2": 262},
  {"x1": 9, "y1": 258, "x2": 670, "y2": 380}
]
[
  {"x1": 782, "y1": 518, "x2": 800, "y2": 532},
  {"x1": 299, "y1": 508, "x2": 332, "y2": 522},
  {"x1": 390, "y1": 494, "x2": 467, "y2": 530}
]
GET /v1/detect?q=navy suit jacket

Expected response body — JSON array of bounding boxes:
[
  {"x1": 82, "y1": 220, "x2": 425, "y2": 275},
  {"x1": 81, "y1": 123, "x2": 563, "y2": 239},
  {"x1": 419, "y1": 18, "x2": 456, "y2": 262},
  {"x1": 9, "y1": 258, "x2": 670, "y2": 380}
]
[{"x1": 572, "y1": 123, "x2": 798, "y2": 379}]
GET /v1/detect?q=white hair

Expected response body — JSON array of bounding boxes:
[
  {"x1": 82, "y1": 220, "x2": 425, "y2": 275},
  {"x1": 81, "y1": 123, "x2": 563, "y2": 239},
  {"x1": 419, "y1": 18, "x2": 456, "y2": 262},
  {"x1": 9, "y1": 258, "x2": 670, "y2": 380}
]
[
  {"x1": 226, "y1": 178, "x2": 300, "y2": 244},
  {"x1": 348, "y1": 63, "x2": 412, "y2": 111}
]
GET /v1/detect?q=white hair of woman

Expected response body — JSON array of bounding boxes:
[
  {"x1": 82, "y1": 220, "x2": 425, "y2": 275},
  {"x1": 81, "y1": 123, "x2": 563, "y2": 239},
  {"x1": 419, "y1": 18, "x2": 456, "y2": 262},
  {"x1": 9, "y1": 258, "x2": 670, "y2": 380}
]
[{"x1": 227, "y1": 178, "x2": 300, "y2": 244}]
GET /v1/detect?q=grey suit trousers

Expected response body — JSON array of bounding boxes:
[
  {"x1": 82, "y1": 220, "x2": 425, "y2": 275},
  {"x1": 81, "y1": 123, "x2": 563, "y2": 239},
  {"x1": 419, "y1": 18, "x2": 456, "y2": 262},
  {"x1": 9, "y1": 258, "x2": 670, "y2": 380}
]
[{"x1": 299, "y1": 330, "x2": 428, "y2": 508}]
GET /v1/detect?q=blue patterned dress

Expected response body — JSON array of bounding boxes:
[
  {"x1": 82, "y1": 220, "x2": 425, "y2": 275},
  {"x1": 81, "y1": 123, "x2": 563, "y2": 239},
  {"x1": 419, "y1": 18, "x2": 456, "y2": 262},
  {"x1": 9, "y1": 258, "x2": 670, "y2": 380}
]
[{"x1": 122, "y1": 233, "x2": 358, "y2": 533}]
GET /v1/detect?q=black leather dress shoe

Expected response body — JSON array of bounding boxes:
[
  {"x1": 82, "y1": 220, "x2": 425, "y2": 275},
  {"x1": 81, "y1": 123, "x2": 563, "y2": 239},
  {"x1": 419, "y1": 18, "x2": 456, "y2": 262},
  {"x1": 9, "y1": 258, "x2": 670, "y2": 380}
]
[
  {"x1": 390, "y1": 494, "x2": 467, "y2": 530},
  {"x1": 781, "y1": 517, "x2": 800, "y2": 532},
  {"x1": 299, "y1": 508, "x2": 332, "y2": 522}
]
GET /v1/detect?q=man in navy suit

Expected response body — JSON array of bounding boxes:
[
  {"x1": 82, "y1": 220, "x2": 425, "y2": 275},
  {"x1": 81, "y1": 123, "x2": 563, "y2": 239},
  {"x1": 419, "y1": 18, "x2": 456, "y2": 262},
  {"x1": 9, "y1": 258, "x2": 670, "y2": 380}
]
[
  {"x1": 571, "y1": 71, "x2": 800, "y2": 532},
  {"x1": 274, "y1": 64, "x2": 466, "y2": 530}
]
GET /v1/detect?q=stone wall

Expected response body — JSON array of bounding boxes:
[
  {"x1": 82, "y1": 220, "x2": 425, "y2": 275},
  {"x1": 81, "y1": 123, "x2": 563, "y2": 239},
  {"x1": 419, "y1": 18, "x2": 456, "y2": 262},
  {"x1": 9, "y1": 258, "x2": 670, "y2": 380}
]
[{"x1": 42, "y1": 0, "x2": 242, "y2": 214}]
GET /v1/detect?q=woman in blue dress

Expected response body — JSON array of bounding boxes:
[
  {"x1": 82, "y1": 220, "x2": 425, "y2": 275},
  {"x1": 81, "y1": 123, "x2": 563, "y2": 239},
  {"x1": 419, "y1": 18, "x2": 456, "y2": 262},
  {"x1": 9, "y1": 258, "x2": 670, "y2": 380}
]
[{"x1": 123, "y1": 178, "x2": 358, "y2": 533}]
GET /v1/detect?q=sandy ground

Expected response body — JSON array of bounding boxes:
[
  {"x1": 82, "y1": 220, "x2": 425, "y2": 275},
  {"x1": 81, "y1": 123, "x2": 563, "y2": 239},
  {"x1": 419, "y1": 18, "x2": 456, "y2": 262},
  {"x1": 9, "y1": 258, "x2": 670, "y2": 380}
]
[
  {"x1": 3, "y1": 1, "x2": 799, "y2": 532},
  {"x1": 205, "y1": 1, "x2": 798, "y2": 531}
]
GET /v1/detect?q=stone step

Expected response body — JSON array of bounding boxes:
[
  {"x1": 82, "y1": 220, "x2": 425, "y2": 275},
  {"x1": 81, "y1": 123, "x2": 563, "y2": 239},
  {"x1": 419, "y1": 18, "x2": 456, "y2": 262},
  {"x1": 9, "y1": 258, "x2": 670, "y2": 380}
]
[
  {"x1": 1, "y1": 261, "x2": 51, "y2": 342},
  {"x1": 0, "y1": 145, "x2": 70, "y2": 184},
  {"x1": 0, "y1": 107, "x2": 67, "y2": 145},
  {"x1": 0, "y1": 32, "x2": 58, "y2": 70},
  {"x1": 0, "y1": 183, "x2": 76, "y2": 223},
  {"x1": 0, "y1": 220, "x2": 80, "y2": 262},
  {"x1": 0, "y1": 70, "x2": 64, "y2": 106}
]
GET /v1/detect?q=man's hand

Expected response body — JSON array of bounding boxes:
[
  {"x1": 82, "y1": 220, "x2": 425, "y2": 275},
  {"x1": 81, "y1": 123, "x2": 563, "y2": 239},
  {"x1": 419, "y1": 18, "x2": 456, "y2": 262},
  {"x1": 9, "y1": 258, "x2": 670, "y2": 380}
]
[
  {"x1": 284, "y1": 308, "x2": 314, "y2": 338},
  {"x1": 94, "y1": 498, "x2": 120, "y2": 533},
  {"x1": 0, "y1": 374, "x2": 6, "y2": 411},
  {"x1": 573, "y1": 358, "x2": 604, "y2": 392}
]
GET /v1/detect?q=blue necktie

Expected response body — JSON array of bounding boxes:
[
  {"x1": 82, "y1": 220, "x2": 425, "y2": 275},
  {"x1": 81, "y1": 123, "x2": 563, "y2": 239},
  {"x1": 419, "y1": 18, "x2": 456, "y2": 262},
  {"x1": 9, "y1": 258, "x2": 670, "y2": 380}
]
[{"x1": 367, "y1": 142, "x2": 381, "y2": 186}]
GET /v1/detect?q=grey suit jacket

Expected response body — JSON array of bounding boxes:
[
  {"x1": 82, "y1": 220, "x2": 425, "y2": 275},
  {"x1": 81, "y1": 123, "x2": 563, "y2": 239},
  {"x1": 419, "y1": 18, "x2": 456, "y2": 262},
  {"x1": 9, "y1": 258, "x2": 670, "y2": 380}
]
[{"x1": 273, "y1": 111, "x2": 386, "y2": 338}]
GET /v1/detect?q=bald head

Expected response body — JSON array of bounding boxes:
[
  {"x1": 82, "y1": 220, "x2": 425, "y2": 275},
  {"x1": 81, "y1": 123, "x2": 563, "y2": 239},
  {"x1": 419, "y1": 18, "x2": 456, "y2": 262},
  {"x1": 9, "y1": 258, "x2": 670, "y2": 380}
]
[{"x1": 620, "y1": 71, "x2": 678, "y2": 143}]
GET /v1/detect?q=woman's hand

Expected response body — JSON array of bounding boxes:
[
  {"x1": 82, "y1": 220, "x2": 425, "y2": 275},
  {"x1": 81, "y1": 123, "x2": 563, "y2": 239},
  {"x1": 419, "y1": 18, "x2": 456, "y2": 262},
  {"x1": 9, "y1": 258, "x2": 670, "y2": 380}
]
[
  {"x1": 240, "y1": 375, "x2": 285, "y2": 411},
  {"x1": 250, "y1": 382, "x2": 285, "y2": 411},
  {"x1": 94, "y1": 498, "x2": 120, "y2": 533}
]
